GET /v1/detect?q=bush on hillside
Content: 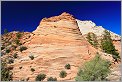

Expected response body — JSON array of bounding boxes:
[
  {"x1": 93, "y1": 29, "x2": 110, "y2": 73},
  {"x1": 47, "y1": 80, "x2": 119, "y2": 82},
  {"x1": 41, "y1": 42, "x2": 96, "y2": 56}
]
[
  {"x1": 75, "y1": 53, "x2": 111, "y2": 81},
  {"x1": 31, "y1": 68, "x2": 35, "y2": 72},
  {"x1": 1, "y1": 60, "x2": 13, "y2": 81},
  {"x1": 59, "y1": 70, "x2": 67, "y2": 78},
  {"x1": 14, "y1": 39, "x2": 20, "y2": 45},
  {"x1": 13, "y1": 53, "x2": 18, "y2": 58},
  {"x1": 16, "y1": 33, "x2": 22, "y2": 39},
  {"x1": 20, "y1": 46, "x2": 27, "y2": 52},
  {"x1": 35, "y1": 73, "x2": 46, "y2": 81},
  {"x1": 65, "y1": 63, "x2": 71, "y2": 69},
  {"x1": 1, "y1": 46, "x2": 5, "y2": 50},
  {"x1": 86, "y1": 32, "x2": 98, "y2": 48},
  {"x1": 6, "y1": 49, "x2": 11, "y2": 53},
  {"x1": 47, "y1": 77, "x2": 57, "y2": 81},
  {"x1": 29, "y1": 55, "x2": 34, "y2": 60}
]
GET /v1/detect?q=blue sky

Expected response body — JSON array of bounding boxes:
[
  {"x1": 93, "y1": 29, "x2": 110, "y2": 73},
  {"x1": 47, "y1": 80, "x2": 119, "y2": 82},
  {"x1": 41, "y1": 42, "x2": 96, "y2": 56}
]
[{"x1": 1, "y1": 1, "x2": 121, "y2": 35}]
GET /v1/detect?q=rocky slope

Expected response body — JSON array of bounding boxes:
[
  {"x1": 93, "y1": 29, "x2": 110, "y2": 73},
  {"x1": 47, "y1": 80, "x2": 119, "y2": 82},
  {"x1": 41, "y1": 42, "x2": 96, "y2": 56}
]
[
  {"x1": 76, "y1": 19, "x2": 121, "y2": 41},
  {"x1": 11, "y1": 12, "x2": 98, "y2": 81},
  {"x1": 76, "y1": 19, "x2": 121, "y2": 54},
  {"x1": 1, "y1": 12, "x2": 121, "y2": 81}
]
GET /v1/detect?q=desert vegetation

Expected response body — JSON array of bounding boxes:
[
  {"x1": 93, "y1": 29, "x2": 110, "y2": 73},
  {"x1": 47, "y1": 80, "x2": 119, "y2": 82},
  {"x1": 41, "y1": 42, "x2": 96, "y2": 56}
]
[
  {"x1": 30, "y1": 68, "x2": 35, "y2": 72},
  {"x1": 8, "y1": 58, "x2": 14, "y2": 64},
  {"x1": 13, "y1": 53, "x2": 18, "y2": 58},
  {"x1": 6, "y1": 49, "x2": 11, "y2": 53},
  {"x1": 65, "y1": 63, "x2": 71, "y2": 69},
  {"x1": 1, "y1": 46, "x2": 5, "y2": 50},
  {"x1": 75, "y1": 53, "x2": 111, "y2": 81},
  {"x1": 1, "y1": 13, "x2": 121, "y2": 81},
  {"x1": 29, "y1": 55, "x2": 34, "y2": 60},
  {"x1": 47, "y1": 77, "x2": 57, "y2": 81},
  {"x1": 101, "y1": 30, "x2": 120, "y2": 62},
  {"x1": 1, "y1": 60, "x2": 13, "y2": 81},
  {"x1": 20, "y1": 46, "x2": 27, "y2": 52},
  {"x1": 35, "y1": 73, "x2": 46, "y2": 81},
  {"x1": 86, "y1": 32, "x2": 98, "y2": 48},
  {"x1": 59, "y1": 70, "x2": 67, "y2": 78},
  {"x1": 16, "y1": 32, "x2": 22, "y2": 39},
  {"x1": 14, "y1": 39, "x2": 22, "y2": 45}
]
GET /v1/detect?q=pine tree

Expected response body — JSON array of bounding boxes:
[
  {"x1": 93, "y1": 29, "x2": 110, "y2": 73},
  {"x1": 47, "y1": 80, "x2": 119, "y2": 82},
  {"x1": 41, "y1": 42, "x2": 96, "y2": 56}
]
[
  {"x1": 101, "y1": 30, "x2": 120, "y2": 61},
  {"x1": 86, "y1": 32, "x2": 98, "y2": 48},
  {"x1": 92, "y1": 33, "x2": 98, "y2": 48},
  {"x1": 86, "y1": 32, "x2": 93, "y2": 45}
]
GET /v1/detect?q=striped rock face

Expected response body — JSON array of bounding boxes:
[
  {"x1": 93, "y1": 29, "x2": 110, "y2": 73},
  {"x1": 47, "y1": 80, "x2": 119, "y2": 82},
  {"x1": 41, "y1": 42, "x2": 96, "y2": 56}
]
[
  {"x1": 11, "y1": 12, "x2": 97, "y2": 81},
  {"x1": 2, "y1": 12, "x2": 120, "y2": 81}
]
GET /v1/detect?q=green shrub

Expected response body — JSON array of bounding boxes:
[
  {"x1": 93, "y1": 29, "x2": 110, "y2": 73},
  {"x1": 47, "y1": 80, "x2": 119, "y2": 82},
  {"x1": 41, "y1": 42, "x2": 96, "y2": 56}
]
[
  {"x1": 1, "y1": 46, "x2": 5, "y2": 50},
  {"x1": 29, "y1": 55, "x2": 34, "y2": 60},
  {"x1": 86, "y1": 32, "x2": 98, "y2": 48},
  {"x1": 47, "y1": 77, "x2": 57, "y2": 81},
  {"x1": 65, "y1": 64, "x2": 71, "y2": 69},
  {"x1": 16, "y1": 33, "x2": 22, "y2": 39},
  {"x1": 59, "y1": 70, "x2": 67, "y2": 78},
  {"x1": 35, "y1": 73, "x2": 46, "y2": 81},
  {"x1": 20, "y1": 46, "x2": 27, "y2": 52},
  {"x1": 13, "y1": 53, "x2": 18, "y2": 58},
  {"x1": 6, "y1": 49, "x2": 11, "y2": 53},
  {"x1": 14, "y1": 39, "x2": 20, "y2": 45},
  {"x1": 75, "y1": 53, "x2": 111, "y2": 81},
  {"x1": 31, "y1": 68, "x2": 35, "y2": 72},
  {"x1": 1, "y1": 60, "x2": 13, "y2": 81},
  {"x1": 14, "y1": 39, "x2": 22, "y2": 46}
]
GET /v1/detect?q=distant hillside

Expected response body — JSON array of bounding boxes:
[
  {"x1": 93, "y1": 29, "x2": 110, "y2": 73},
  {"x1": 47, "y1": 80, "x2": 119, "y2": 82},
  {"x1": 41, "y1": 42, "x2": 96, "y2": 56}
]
[{"x1": 76, "y1": 19, "x2": 120, "y2": 41}]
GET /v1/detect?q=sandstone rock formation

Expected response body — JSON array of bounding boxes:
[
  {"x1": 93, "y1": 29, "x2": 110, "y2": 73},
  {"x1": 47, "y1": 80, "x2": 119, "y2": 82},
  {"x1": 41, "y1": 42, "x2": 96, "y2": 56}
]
[
  {"x1": 1, "y1": 12, "x2": 121, "y2": 81},
  {"x1": 76, "y1": 19, "x2": 121, "y2": 41},
  {"x1": 76, "y1": 19, "x2": 121, "y2": 58},
  {"x1": 10, "y1": 12, "x2": 98, "y2": 81}
]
